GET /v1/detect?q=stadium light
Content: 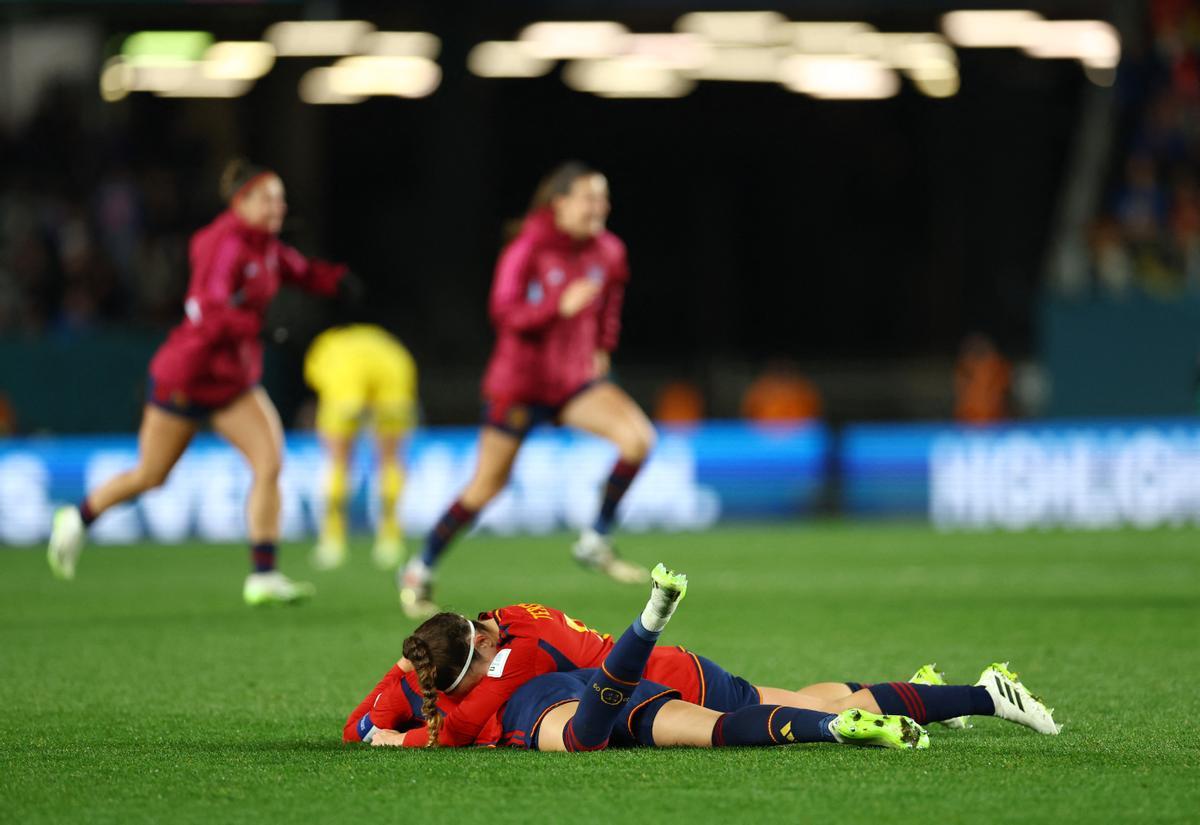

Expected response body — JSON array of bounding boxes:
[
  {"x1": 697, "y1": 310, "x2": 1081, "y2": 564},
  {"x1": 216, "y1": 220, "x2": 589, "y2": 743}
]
[
  {"x1": 563, "y1": 56, "x2": 693, "y2": 98},
  {"x1": 299, "y1": 67, "x2": 365, "y2": 104},
  {"x1": 265, "y1": 20, "x2": 375, "y2": 57},
  {"x1": 1023, "y1": 20, "x2": 1120, "y2": 69},
  {"x1": 518, "y1": 21, "x2": 630, "y2": 60},
  {"x1": 686, "y1": 46, "x2": 785, "y2": 82},
  {"x1": 121, "y1": 31, "x2": 213, "y2": 63},
  {"x1": 786, "y1": 22, "x2": 877, "y2": 54},
  {"x1": 626, "y1": 33, "x2": 712, "y2": 71},
  {"x1": 675, "y1": 11, "x2": 788, "y2": 44},
  {"x1": 326, "y1": 56, "x2": 441, "y2": 98},
  {"x1": 359, "y1": 31, "x2": 441, "y2": 60},
  {"x1": 203, "y1": 41, "x2": 276, "y2": 81},
  {"x1": 941, "y1": 10, "x2": 1044, "y2": 47},
  {"x1": 99, "y1": 57, "x2": 133, "y2": 102},
  {"x1": 779, "y1": 55, "x2": 900, "y2": 99},
  {"x1": 467, "y1": 41, "x2": 554, "y2": 78},
  {"x1": 155, "y1": 76, "x2": 253, "y2": 98}
]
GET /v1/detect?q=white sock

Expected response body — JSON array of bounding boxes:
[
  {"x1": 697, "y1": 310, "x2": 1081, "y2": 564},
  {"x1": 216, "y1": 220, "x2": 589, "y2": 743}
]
[{"x1": 640, "y1": 587, "x2": 680, "y2": 634}]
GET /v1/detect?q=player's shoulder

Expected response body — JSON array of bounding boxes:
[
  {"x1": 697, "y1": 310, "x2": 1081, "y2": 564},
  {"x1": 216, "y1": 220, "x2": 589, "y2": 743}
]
[{"x1": 595, "y1": 230, "x2": 627, "y2": 261}]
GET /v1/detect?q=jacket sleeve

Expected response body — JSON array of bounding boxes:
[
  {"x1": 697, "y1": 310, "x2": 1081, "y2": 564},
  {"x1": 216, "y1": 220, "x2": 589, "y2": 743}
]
[
  {"x1": 489, "y1": 237, "x2": 559, "y2": 334},
  {"x1": 277, "y1": 242, "x2": 347, "y2": 297},
  {"x1": 185, "y1": 234, "x2": 261, "y2": 341},
  {"x1": 596, "y1": 241, "x2": 629, "y2": 352}
]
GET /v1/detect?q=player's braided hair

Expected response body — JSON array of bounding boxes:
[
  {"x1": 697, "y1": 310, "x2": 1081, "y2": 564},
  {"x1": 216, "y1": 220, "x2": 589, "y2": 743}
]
[
  {"x1": 401, "y1": 612, "x2": 477, "y2": 749},
  {"x1": 219, "y1": 157, "x2": 273, "y2": 203}
]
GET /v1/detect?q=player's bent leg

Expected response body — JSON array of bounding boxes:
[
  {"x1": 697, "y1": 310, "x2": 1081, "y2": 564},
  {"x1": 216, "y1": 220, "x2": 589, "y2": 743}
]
[
  {"x1": 313, "y1": 433, "x2": 353, "y2": 571},
  {"x1": 531, "y1": 701, "x2": 578, "y2": 752},
  {"x1": 213, "y1": 389, "x2": 313, "y2": 606},
  {"x1": 755, "y1": 686, "x2": 847, "y2": 712},
  {"x1": 560, "y1": 384, "x2": 653, "y2": 583},
  {"x1": 50, "y1": 405, "x2": 197, "y2": 580},
  {"x1": 781, "y1": 682, "x2": 861, "y2": 701},
  {"x1": 401, "y1": 427, "x2": 520, "y2": 618}
]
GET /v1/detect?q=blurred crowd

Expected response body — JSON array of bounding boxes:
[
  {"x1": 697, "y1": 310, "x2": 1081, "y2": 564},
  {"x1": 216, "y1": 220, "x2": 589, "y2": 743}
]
[
  {"x1": 1089, "y1": 0, "x2": 1200, "y2": 298},
  {"x1": 0, "y1": 83, "x2": 207, "y2": 337}
]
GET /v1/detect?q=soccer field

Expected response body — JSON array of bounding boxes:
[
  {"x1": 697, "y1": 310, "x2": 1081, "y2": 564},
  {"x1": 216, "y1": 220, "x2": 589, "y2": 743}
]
[{"x1": 2, "y1": 524, "x2": 1197, "y2": 824}]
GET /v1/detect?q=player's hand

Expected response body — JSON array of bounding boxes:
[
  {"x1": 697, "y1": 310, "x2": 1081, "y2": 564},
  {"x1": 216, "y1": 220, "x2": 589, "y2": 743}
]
[
  {"x1": 558, "y1": 279, "x2": 602, "y2": 318},
  {"x1": 593, "y1": 350, "x2": 611, "y2": 378},
  {"x1": 370, "y1": 729, "x2": 407, "y2": 747}
]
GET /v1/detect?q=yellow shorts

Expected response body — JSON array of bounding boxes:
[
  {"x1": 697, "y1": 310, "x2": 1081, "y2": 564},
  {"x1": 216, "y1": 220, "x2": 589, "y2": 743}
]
[{"x1": 304, "y1": 324, "x2": 417, "y2": 439}]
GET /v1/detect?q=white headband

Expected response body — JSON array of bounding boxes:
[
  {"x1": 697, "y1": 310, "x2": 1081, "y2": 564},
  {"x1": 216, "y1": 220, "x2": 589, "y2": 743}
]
[{"x1": 445, "y1": 618, "x2": 476, "y2": 692}]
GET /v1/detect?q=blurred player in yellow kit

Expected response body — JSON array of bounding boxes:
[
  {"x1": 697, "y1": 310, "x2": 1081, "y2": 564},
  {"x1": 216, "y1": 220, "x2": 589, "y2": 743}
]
[{"x1": 304, "y1": 324, "x2": 417, "y2": 571}]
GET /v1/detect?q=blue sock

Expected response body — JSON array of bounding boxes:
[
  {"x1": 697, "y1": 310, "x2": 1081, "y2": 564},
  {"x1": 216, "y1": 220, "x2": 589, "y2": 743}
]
[
  {"x1": 710, "y1": 705, "x2": 839, "y2": 746},
  {"x1": 592, "y1": 459, "x2": 642, "y2": 535},
  {"x1": 564, "y1": 619, "x2": 658, "y2": 751},
  {"x1": 251, "y1": 542, "x2": 276, "y2": 573},
  {"x1": 420, "y1": 500, "x2": 476, "y2": 567},
  {"x1": 865, "y1": 682, "x2": 994, "y2": 725}
]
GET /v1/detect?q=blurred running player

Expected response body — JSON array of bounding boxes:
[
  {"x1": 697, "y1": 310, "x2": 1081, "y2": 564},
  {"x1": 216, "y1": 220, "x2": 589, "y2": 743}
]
[
  {"x1": 304, "y1": 324, "x2": 417, "y2": 571},
  {"x1": 401, "y1": 161, "x2": 655, "y2": 617},
  {"x1": 347, "y1": 596, "x2": 1058, "y2": 749},
  {"x1": 47, "y1": 159, "x2": 358, "y2": 606},
  {"x1": 354, "y1": 565, "x2": 931, "y2": 752}
]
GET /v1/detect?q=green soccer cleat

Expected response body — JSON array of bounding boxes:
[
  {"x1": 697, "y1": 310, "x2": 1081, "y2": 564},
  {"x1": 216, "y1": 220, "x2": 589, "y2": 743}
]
[
  {"x1": 830, "y1": 709, "x2": 930, "y2": 750},
  {"x1": 48, "y1": 505, "x2": 86, "y2": 581},
  {"x1": 640, "y1": 563, "x2": 687, "y2": 634},
  {"x1": 976, "y1": 662, "x2": 1061, "y2": 735},
  {"x1": 910, "y1": 663, "x2": 968, "y2": 729},
  {"x1": 242, "y1": 571, "x2": 316, "y2": 606}
]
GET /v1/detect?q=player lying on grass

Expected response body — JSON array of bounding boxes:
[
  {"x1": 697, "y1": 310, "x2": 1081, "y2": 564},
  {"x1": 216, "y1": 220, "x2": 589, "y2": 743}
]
[
  {"x1": 356, "y1": 565, "x2": 930, "y2": 751},
  {"x1": 345, "y1": 577, "x2": 1058, "y2": 749}
]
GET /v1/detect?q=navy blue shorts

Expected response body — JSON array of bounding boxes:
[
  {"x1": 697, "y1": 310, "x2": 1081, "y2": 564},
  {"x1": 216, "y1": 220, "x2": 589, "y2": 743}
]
[
  {"x1": 694, "y1": 653, "x2": 763, "y2": 713},
  {"x1": 146, "y1": 376, "x2": 254, "y2": 422},
  {"x1": 482, "y1": 380, "x2": 602, "y2": 439},
  {"x1": 500, "y1": 669, "x2": 679, "y2": 750}
]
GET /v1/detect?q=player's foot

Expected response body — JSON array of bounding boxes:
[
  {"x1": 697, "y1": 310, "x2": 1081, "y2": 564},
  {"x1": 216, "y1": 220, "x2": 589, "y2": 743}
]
[
  {"x1": 976, "y1": 662, "x2": 1061, "y2": 735},
  {"x1": 399, "y1": 558, "x2": 438, "y2": 620},
  {"x1": 572, "y1": 528, "x2": 650, "y2": 584},
  {"x1": 311, "y1": 537, "x2": 347, "y2": 571},
  {"x1": 243, "y1": 571, "x2": 316, "y2": 606},
  {"x1": 640, "y1": 563, "x2": 687, "y2": 633},
  {"x1": 910, "y1": 663, "x2": 968, "y2": 730},
  {"x1": 829, "y1": 709, "x2": 930, "y2": 750},
  {"x1": 372, "y1": 534, "x2": 405, "y2": 570},
  {"x1": 48, "y1": 505, "x2": 85, "y2": 580}
]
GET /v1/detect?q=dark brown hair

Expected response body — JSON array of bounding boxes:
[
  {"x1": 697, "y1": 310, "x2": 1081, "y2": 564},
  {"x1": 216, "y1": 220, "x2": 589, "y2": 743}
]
[
  {"x1": 219, "y1": 158, "x2": 273, "y2": 203},
  {"x1": 526, "y1": 160, "x2": 602, "y2": 214},
  {"x1": 401, "y1": 612, "x2": 476, "y2": 748}
]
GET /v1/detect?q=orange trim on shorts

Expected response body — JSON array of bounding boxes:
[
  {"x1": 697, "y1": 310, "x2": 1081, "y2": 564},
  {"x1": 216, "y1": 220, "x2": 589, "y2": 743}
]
[
  {"x1": 600, "y1": 662, "x2": 640, "y2": 687},
  {"x1": 625, "y1": 689, "x2": 680, "y2": 739},
  {"x1": 529, "y1": 699, "x2": 576, "y2": 747},
  {"x1": 766, "y1": 706, "x2": 782, "y2": 743}
]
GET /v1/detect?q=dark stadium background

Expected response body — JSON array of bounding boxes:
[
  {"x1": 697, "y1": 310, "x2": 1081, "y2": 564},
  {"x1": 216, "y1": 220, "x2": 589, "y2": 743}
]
[{"x1": 3, "y1": 0, "x2": 1169, "y2": 432}]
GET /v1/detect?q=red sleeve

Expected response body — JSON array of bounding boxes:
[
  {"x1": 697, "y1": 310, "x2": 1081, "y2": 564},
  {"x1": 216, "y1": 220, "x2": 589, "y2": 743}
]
[
  {"x1": 435, "y1": 639, "x2": 547, "y2": 747},
  {"x1": 489, "y1": 237, "x2": 559, "y2": 334},
  {"x1": 185, "y1": 233, "x2": 261, "y2": 341},
  {"x1": 277, "y1": 242, "x2": 347, "y2": 297},
  {"x1": 596, "y1": 239, "x2": 628, "y2": 352},
  {"x1": 343, "y1": 664, "x2": 415, "y2": 742}
]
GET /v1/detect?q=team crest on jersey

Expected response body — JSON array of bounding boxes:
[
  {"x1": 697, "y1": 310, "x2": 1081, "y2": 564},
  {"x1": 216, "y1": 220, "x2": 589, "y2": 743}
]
[
  {"x1": 546, "y1": 268, "x2": 564, "y2": 286},
  {"x1": 586, "y1": 265, "x2": 605, "y2": 284},
  {"x1": 244, "y1": 262, "x2": 259, "y2": 278},
  {"x1": 487, "y1": 648, "x2": 511, "y2": 678},
  {"x1": 526, "y1": 282, "x2": 544, "y2": 304}
]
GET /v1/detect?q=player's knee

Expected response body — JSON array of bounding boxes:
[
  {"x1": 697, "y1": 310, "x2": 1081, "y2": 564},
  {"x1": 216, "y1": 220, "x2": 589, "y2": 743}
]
[
  {"x1": 620, "y1": 422, "x2": 656, "y2": 462},
  {"x1": 137, "y1": 464, "x2": 172, "y2": 491},
  {"x1": 251, "y1": 450, "x2": 283, "y2": 482}
]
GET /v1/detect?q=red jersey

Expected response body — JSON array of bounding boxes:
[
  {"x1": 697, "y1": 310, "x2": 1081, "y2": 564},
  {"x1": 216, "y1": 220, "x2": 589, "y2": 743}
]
[
  {"x1": 481, "y1": 208, "x2": 629, "y2": 407},
  {"x1": 148, "y1": 210, "x2": 346, "y2": 408},
  {"x1": 387, "y1": 603, "x2": 704, "y2": 748}
]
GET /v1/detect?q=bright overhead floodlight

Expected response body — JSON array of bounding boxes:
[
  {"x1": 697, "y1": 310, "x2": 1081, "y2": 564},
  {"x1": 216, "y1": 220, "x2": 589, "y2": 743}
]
[
  {"x1": 518, "y1": 21, "x2": 630, "y2": 60},
  {"x1": 467, "y1": 41, "x2": 554, "y2": 78},
  {"x1": 265, "y1": 20, "x2": 375, "y2": 57}
]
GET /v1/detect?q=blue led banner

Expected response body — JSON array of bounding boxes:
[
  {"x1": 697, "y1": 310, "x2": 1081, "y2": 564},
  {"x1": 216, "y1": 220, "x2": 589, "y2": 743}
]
[{"x1": 0, "y1": 423, "x2": 829, "y2": 545}]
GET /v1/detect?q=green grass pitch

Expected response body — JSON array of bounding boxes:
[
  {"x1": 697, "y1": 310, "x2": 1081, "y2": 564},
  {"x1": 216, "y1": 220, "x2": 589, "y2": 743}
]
[{"x1": 2, "y1": 523, "x2": 1198, "y2": 824}]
